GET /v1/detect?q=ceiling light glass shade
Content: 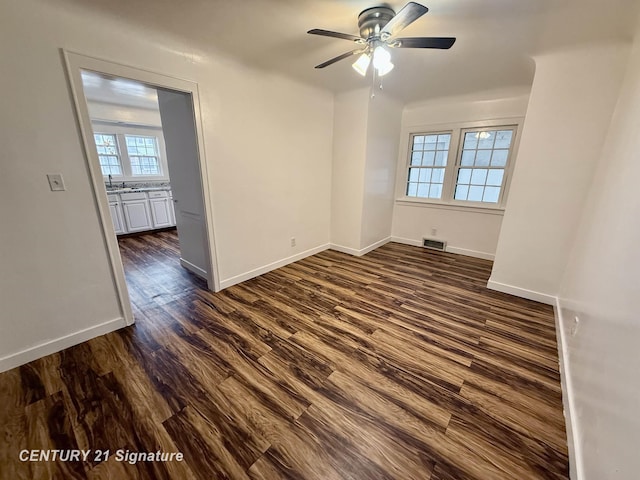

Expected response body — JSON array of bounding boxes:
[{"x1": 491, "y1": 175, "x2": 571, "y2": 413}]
[
  {"x1": 352, "y1": 53, "x2": 371, "y2": 76},
  {"x1": 373, "y1": 46, "x2": 394, "y2": 76}
]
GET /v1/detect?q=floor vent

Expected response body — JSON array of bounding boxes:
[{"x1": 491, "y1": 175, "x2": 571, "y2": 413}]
[{"x1": 422, "y1": 238, "x2": 446, "y2": 251}]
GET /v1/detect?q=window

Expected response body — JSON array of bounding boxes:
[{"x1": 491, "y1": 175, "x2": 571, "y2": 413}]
[
  {"x1": 407, "y1": 133, "x2": 450, "y2": 199},
  {"x1": 125, "y1": 135, "x2": 161, "y2": 175},
  {"x1": 454, "y1": 128, "x2": 514, "y2": 204},
  {"x1": 404, "y1": 124, "x2": 518, "y2": 207},
  {"x1": 94, "y1": 133, "x2": 122, "y2": 175},
  {"x1": 93, "y1": 130, "x2": 166, "y2": 180}
]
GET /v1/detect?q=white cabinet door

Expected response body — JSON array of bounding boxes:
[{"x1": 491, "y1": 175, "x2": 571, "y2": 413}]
[
  {"x1": 149, "y1": 197, "x2": 172, "y2": 228},
  {"x1": 108, "y1": 201, "x2": 126, "y2": 235},
  {"x1": 122, "y1": 200, "x2": 153, "y2": 232}
]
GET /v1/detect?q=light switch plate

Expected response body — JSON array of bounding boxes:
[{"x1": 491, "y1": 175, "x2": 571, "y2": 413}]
[{"x1": 47, "y1": 173, "x2": 66, "y2": 191}]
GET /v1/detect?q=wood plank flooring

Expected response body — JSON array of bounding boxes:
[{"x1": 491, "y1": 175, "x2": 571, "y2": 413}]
[{"x1": 0, "y1": 230, "x2": 569, "y2": 479}]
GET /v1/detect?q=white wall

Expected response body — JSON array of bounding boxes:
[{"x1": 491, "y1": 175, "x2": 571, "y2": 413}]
[
  {"x1": 0, "y1": 0, "x2": 333, "y2": 370},
  {"x1": 330, "y1": 88, "x2": 369, "y2": 252},
  {"x1": 489, "y1": 45, "x2": 629, "y2": 303},
  {"x1": 330, "y1": 89, "x2": 402, "y2": 255},
  {"x1": 557, "y1": 22, "x2": 640, "y2": 479},
  {"x1": 392, "y1": 88, "x2": 530, "y2": 259},
  {"x1": 361, "y1": 93, "x2": 402, "y2": 250}
]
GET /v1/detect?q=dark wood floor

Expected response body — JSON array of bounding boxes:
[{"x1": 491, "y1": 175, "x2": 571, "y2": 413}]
[{"x1": 0, "y1": 230, "x2": 569, "y2": 479}]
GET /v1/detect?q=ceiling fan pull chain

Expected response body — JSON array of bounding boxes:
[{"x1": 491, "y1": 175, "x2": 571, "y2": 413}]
[{"x1": 371, "y1": 66, "x2": 376, "y2": 99}]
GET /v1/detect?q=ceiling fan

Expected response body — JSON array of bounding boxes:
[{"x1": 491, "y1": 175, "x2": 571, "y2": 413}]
[{"x1": 308, "y1": 2, "x2": 455, "y2": 76}]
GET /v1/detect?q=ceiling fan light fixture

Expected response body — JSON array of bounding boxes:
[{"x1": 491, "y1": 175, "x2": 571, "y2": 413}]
[
  {"x1": 373, "y1": 45, "x2": 394, "y2": 76},
  {"x1": 352, "y1": 52, "x2": 371, "y2": 76}
]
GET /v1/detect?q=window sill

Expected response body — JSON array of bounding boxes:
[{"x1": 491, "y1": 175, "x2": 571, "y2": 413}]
[{"x1": 395, "y1": 197, "x2": 505, "y2": 215}]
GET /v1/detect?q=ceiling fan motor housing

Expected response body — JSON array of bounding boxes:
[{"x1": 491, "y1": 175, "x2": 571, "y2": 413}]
[{"x1": 358, "y1": 6, "x2": 395, "y2": 39}]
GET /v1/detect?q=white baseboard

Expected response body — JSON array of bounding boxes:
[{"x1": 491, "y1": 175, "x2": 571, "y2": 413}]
[
  {"x1": 180, "y1": 258, "x2": 208, "y2": 279},
  {"x1": 330, "y1": 237, "x2": 391, "y2": 257},
  {"x1": 445, "y1": 246, "x2": 495, "y2": 261},
  {"x1": 554, "y1": 298, "x2": 583, "y2": 480},
  {"x1": 391, "y1": 236, "x2": 495, "y2": 260},
  {"x1": 390, "y1": 236, "x2": 423, "y2": 247},
  {"x1": 219, "y1": 243, "x2": 330, "y2": 289},
  {"x1": 0, "y1": 317, "x2": 127, "y2": 373},
  {"x1": 486, "y1": 278, "x2": 556, "y2": 305}
]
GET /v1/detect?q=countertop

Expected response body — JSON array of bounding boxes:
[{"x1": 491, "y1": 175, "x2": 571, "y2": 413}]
[{"x1": 106, "y1": 186, "x2": 171, "y2": 194}]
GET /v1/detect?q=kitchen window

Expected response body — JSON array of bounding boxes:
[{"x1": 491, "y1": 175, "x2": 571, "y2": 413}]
[
  {"x1": 125, "y1": 135, "x2": 161, "y2": 175},
  {"x1": 403, "y1": 123, "x2": 518, "y2": 208},
  {"x1": 94, "y1": 133, "x2": 122, "y2": 176},
  {"x1": 93, "y1": 129, "x2": 167, "y2": 181}
]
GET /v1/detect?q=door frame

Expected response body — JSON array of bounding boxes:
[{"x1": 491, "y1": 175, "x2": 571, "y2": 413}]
[{"x1": 63, "y1": 50, "x2": 221, "y2": 325}]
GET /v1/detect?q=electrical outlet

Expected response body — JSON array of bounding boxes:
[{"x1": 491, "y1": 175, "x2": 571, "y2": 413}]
[
  {"x1": 47, "y1": 173, "x2": 66, "y2": 191},
  {"x1": 290, "y1": 237, "x2": 296, "y2": 247}
]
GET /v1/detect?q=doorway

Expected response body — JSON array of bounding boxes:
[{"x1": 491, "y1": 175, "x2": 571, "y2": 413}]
[{"x1": 64, "y1": 51, "x2": 220, "y2": 325}]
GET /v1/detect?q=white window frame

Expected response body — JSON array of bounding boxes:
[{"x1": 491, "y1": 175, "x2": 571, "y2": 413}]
[
  {"x1": 124, "y1": 134, "x2": 162, "y2": 176},
  {"x1": 396, "y1": 117, "x2": 523, "y2": 212},
  {"x1": 92, "y1": 122, "x2": 170, "y2": 182},
  {"x1": 94, "y1": 132, "x2": 123, "y2": 176}
]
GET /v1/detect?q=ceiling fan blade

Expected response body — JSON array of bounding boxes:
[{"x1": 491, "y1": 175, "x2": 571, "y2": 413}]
[
  {"x1": 314, "y1": 49, "x2": 365, "y2": 69},
  {"x1": 380, "y1": 2, "x2": 429, "y2": 39},
  {"x1": 307, "y1": 29, "x2": 363, "y2": 42},
  {"x1": 393, "y1": 37, "x2": 456, "y2": 49}
]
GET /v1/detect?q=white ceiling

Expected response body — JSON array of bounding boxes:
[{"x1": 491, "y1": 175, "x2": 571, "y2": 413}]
[
  {"x1": 61, "y1": 0, "x2": 639, "y2": 104},
  {"x1": 81, "y1": 71, "x2": 160, "y2": 110}
]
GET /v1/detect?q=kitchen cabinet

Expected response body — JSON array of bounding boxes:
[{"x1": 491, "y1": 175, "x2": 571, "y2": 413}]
[
  {"x1": 121, "y1": 192, "x2": 153, "y2": 233},
  {"x1": 106, "y1": 189, "x2": 175, "y2": 235},
  {"x1": 148, "y1": 191, "x2": 173, "y2": 228},
  {"x1": 107, "y1": 195, "x2": 126, "y2": 235}
]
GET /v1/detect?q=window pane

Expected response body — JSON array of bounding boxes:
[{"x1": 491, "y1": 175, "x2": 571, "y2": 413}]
[
  {"x1": 408, "y1": 168, "x2": 420, "y2": 182},
  {"x1": 418, "y1": 168, "x2": 431, "y2": 183},
  {"x1": 437, "y1": 134, "x2": 451, "y2": 150},
  {"x1": 429, "y1": 184, "x2": 442, "y2": 199},
  {"x1": 458, "y1": 168, "x2": 472, "y2": 184},
  {"x1": 463, "y1": 133, "x2": 478, "y2": 149},
  {"x1": 461, "y1": 150, "x2": 475, "y2": 166},
  {"x1": 455, "y1": 185, "x2": 469, "y2": 200},
  {"x1": 413, "y1": 135, "x2": 425, "y2": 146},
  {"x1": 486, "y1": 169, "x2": 504, "y2": 186},
  {"x1": 424, "y1": 135, "x2": 438, "y2": 149},
  {"x1": 434, "y1": 151, "x2": 447, "y2": 166},
  {"x1": 491, "y1": 149, "x2": 509, "y2": 166},
  {"x1": 470, "y1": 169, "x2": 488, "y2": 185},
  {"x1": 431, "y1": 168, "x2": 445, "y2": 183},
  {"x1": 411, "y1": 152, "x2": 422, "y2": 165},
  {"x1": 468, "y1": 185, "x2": 484, "y2": 202},
  {"x1": 417, "y1": 183, "x2": 429, "y2": 197},
  {"x1": 478, "y1": 132, "x2": 495, "y2": 149},
  {"x1": 494, "y1": 130, "x2": 513, "y2": 148},
  {"x1": 475, "y1": 150, "x2": 491, "y2": 166},
  {"x1": 421, "y1": 151, "x2": 435, "y2": 166},
  {"x1": 407, "y1": 183, "x2": 418, "y2": 196},
  {"x1": 483, "y1": 186, "x2": 501, "y2": 203}
]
